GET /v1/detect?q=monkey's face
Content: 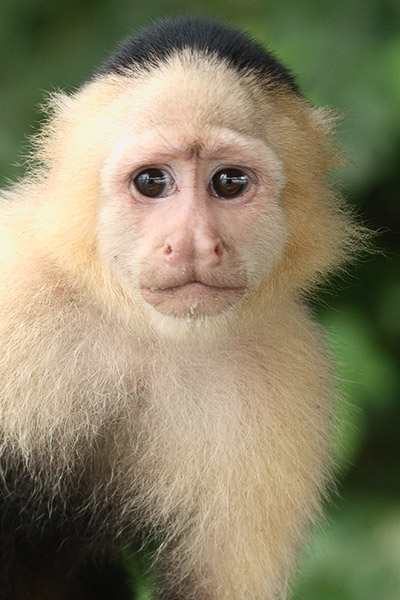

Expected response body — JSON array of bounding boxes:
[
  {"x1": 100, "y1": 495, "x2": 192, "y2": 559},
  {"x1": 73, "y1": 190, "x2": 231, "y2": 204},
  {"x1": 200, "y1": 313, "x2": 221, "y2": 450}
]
[{"x1": 97, "y1": 56, "x2": 288, "y2": 326}]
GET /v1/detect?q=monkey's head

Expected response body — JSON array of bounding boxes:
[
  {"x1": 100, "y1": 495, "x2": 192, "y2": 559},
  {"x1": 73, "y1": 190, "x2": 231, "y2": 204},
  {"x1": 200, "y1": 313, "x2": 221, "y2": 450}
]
[{"x1": 34, "y1": 18, "x2": 357, "y2": 339}]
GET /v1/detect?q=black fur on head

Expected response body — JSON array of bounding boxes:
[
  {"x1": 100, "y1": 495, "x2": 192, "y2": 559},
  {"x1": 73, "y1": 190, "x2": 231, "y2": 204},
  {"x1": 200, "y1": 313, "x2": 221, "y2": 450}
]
[{"x1": 96, "y1": 16, "x2": 299, "y2": 94}]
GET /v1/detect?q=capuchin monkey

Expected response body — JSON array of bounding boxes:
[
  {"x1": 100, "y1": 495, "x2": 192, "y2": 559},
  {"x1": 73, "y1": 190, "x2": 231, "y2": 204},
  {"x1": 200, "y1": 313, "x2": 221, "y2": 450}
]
[{"x1": 0, "y1": 16, "x2": 360, "y2": 600}]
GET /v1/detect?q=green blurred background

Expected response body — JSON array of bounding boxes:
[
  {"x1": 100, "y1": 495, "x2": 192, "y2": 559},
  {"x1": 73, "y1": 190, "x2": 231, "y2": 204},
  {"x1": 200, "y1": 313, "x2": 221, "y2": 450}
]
[{"x1": 1, "y1": 1, "x2": 399, "y2": 598}]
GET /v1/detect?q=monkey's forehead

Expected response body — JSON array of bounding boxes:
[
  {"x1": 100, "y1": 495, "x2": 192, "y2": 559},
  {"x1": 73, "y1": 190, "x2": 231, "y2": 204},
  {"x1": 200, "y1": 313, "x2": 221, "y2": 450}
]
[
  {"x1": 95, "y1": 16, "x2": 300, "y2": 96},
  {"x1": 100, "y1": 54, "x2": 267, "y2": 139},
  {"x1": 58, "y1": 54, "x2": 262, "y2": 154},
  {"x1": 54, "y1": 50, "x2": 308, "y2": 176},
  {"x1": 46, "y1": 41, "x2": 317, "y2": 181}
]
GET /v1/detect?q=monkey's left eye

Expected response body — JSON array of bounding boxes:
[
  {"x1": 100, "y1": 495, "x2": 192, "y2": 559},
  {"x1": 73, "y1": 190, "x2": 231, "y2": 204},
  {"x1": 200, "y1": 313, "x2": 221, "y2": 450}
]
[
  {"x1": 132, "y1": 168, "x2": 173, "y2": 198},
  {"x1": 210, "y1": 168, "x2": 249, "y2": 199}
]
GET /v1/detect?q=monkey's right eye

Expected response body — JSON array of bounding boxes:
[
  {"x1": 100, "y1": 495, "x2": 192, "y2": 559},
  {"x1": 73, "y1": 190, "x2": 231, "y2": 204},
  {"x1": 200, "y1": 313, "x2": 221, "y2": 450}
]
[{"x1": 132, "y1": 168, "x2": 173, "y2": 198}]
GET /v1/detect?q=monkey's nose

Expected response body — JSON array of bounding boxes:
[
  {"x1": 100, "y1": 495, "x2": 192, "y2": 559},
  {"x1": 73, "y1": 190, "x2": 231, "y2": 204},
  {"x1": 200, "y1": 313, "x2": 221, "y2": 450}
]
[{"x1": 162, "y1": 234, "x2": 223, "y2": 268}]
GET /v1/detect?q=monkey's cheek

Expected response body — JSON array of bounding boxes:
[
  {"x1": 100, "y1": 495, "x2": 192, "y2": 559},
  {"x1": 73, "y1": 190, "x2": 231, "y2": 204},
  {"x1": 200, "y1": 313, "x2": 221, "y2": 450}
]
[{"x1": 140, "y1": 284, "x2": 245, "y2": 317}]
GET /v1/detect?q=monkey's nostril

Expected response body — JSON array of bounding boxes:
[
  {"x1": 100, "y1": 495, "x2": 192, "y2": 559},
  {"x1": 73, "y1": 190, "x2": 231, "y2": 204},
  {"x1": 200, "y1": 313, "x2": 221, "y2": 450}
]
[{"x1": 215, "y1": 242, "x2": 223, "y2": 257}]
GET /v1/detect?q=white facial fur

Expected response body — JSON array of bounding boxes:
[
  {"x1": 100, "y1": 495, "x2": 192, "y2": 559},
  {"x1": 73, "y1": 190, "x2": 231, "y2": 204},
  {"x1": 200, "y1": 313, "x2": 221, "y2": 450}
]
[{"x1": 97, "y1": 68, "x2": 288, "y2": 333}]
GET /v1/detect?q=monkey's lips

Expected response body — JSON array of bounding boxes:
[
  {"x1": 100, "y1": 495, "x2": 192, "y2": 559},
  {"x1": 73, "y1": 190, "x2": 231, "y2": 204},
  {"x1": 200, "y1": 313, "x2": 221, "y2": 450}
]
[{"x1": 140, "y1": 280, "x2": 246, "y2": 316}]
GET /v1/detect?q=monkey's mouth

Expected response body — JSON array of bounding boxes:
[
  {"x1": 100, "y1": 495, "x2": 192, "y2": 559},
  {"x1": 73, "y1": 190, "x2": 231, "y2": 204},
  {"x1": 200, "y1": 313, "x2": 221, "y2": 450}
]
[{"x1": 140, "y1": 280, "x2": 245, "y2": 317}]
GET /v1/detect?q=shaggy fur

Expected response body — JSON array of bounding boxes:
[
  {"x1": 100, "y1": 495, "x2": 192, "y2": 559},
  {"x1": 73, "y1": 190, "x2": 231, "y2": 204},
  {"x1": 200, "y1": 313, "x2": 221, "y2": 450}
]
[{"x1": 0, "y1": 19, "x2": 361, "y2": 600}]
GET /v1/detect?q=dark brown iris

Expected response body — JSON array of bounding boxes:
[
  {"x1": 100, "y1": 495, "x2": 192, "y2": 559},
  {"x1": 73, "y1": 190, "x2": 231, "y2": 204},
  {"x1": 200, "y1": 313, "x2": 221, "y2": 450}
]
[
  {"x1": 210, "y1": 168, "x2": 249, "y2": 199},
  {"x1": 133, "y1": 168, "x2": 171, "y2": 198}
]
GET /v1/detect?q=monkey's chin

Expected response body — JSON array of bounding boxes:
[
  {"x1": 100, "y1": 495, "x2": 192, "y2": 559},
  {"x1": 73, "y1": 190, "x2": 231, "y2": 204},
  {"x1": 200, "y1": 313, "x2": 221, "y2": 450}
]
[
  {"x1": 140, "y1": 282, "x2": 245, "y2": 318},
  {"x1": 139, "y1": 283, "x2": 246, "y2": 342}
]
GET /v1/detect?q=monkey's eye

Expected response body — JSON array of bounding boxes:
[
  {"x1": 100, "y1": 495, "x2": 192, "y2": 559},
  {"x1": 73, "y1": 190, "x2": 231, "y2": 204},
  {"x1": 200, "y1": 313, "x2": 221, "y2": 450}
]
[
  {"x1": 133, "y1": 168, "x2": 173, "y2": 198},
  {"x1": 210, "y1": 168, "x2": 249, "y2": 199}
]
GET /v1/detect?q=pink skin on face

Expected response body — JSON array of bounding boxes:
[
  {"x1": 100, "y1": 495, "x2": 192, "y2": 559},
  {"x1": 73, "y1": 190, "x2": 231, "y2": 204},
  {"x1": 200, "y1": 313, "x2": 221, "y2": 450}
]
[{"x1": 102, "y1": 127, "x2": 284, "y2": 318}]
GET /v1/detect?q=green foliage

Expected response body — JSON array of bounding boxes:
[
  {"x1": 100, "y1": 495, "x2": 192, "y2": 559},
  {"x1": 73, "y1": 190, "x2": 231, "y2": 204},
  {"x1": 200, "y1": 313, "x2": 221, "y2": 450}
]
[{"x1": 0, "y1": 1, "x2": 399, "y2": 598}]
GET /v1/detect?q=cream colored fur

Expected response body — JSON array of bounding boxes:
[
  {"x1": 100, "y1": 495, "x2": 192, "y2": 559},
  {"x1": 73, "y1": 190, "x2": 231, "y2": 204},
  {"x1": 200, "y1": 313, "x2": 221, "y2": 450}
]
[{"x1": 0, "y1": 51, "x2": 360, "y2": 599}]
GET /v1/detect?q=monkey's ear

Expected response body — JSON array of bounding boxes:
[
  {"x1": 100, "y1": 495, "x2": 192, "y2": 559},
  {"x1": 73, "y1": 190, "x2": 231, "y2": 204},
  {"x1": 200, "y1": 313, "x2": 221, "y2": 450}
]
[
  {"x1": 309, "y1": 106, "x2": 336, "y2": 134},
  {"x1": 29, "y1": 91, "x2": 74, "y2": 171},
  {"x1": 308, "y1": 106, "x2": 345, "y2": 170}
]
